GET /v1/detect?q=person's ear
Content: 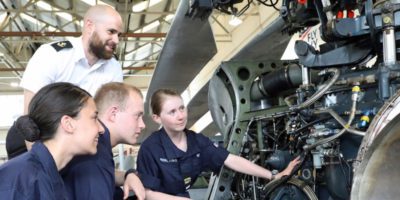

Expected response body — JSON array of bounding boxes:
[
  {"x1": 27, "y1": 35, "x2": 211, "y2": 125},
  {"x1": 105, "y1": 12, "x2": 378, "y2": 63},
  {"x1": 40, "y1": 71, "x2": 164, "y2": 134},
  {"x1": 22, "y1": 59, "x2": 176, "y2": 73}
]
[
  {"x1": 85, "y1": 19, "x2": 95, "y2": 35},
  {"x1": 106, "y1": 106, "x2": 119, "y2": 122},
  {"x1": 152, "y1": 114, "x2": 161, "y2": 124},
  {"x1": 60, "y1": 115, "x2": 75, "y2": 133}
]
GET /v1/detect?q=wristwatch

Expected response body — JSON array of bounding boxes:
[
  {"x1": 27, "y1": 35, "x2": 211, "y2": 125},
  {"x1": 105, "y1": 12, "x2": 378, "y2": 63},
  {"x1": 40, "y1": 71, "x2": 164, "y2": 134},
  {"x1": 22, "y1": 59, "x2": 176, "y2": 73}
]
[
  {"x1": 270, "y1": 174, "x2": 276, "y2": 181},
  {"x1": 124, "y1": 168, "x2": 137, "y2": 179},
  {"x1": 270, "y1": 170, "x2": 278, "y2": 181}
]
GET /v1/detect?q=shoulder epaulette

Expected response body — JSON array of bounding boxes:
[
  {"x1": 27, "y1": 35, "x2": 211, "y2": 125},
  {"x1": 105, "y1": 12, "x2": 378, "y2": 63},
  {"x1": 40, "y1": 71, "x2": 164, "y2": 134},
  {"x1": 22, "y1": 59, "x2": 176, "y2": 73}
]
[{"x1": 51, "y1": 41, "x2": 73, "y2": 51}]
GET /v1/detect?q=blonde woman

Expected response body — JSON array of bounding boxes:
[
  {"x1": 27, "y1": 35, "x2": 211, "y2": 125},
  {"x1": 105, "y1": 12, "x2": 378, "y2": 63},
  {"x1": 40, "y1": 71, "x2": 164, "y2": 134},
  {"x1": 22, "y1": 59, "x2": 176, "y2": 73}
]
[{"x1": 137, "y1": 88, "x2": 300, "y2": 200}]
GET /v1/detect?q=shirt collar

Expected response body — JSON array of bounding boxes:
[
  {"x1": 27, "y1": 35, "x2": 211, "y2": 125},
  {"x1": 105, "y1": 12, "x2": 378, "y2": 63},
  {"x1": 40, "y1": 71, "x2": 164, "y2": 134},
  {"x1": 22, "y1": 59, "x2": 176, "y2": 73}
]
[
  {"x1": 31, "y1": 142, "x2": 64, "y2": 182},
  {"x1": 69, "y1": 37, "x2": 85, "y2": 62},
  {"x1": 159, "y1": 128, "x2": 180, "y2": 160},
  {"x1": 185, "y1": 130, "x2": 200, "y2": 156},
  {"x1": 159, "y1": 128, "x2": 200, "y2": 160},
  {"x1": 70, "y1": 37, "x2": 107, "y2": 67}
]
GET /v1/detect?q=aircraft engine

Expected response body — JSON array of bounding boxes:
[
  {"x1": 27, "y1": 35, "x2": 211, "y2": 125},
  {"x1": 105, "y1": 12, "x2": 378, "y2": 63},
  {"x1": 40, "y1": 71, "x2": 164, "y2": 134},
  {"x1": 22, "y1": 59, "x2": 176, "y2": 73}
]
[{"x1": 205, "y1": 0, "x2": 400, "y2": 199}]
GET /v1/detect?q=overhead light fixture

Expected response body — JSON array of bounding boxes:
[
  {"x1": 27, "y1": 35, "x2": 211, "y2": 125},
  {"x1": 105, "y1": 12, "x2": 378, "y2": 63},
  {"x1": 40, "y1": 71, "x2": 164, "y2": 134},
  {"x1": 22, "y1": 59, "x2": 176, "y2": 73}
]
[
  {"x1": 134, "y1": 43, "x2": 152, "y2": 60},
  {"x1": 37, "y1": 1, "x2": 52, "y2": 10},
  {"x1": 132, "y1": 1, "x2": 148, "y2": 12},
  {"x1": 150, "y1": 0, "x2": 163, "y2": 6},
  {"x1": 81, "y1": 0, "x2": 111, "y2": 6},
  {"x1": 57, "y1": 12, "x2": 73, "y2": 21},
  {"x1": 134, "y1": 20, "x2": 160, "y2": 33},
  {"x1": 165, "y1": 14, "x2": 175, "y2": 21},
  {"x1": 10, "y1": 82, "x2": 19, "y2": 87},
  {"x1": 97, "y1": 1, "x2": 112, "y2": 6},
  {"x1": 81, "y1": 0, "x2": 96, "y2": 6},
  {"x1": 37, "y1": 1, "x2": 73, "y2": 22},
  {"x1": 21, "y1": 13, "x2": 44, "y2": 26},
  {"x1": 142, "y1": 20, "x2": 160, "y2": 32},
  {"x1": 47, "y1": 25, "x2": 58, "y2": 32},
  {"x1": 0, "y1": 82, "x2": 19, "y2": 87},
  {"x1": 229, "y1": 15, "x2": 242, "y2": 26},
  {"x1": 132, "y1": 0, "x2": 163, "y2": 12},
  {"x1": 0, "y1": 12, "x2": 7, "y2": 22}
]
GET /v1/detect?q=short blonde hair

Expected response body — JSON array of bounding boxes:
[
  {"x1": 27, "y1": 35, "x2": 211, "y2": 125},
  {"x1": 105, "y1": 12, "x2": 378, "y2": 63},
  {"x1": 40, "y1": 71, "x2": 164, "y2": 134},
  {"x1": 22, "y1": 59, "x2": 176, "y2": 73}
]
[{"x1": 94, "y1": 82, "x2": 142, "y2": 114}]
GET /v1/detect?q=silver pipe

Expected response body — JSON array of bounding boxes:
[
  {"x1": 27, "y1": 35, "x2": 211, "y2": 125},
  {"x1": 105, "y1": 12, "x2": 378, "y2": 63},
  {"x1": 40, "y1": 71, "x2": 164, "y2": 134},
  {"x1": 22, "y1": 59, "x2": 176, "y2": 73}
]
[
  {"x1": 306, "y1": 92, "x2": 365, "y2": 150},
  {"x1": 250, "y1": 156, "x2": 260, "y2": 200},
  {"x1": 301, "y1": 65, "x2": 310, "y2": 85},
  {"x1": 383, "y1": 27, "x2": 396, "y2": 65},
  {"x1": 315, "y1": 108, "x2": 365, "y2": 136},
  {"x1": 252, "y1": 176, "x2": 257, "y2": 200},
  {"x1": 321, "y1": 0, "x2": 334, "y2": 23},
  {"x1": 291, "y1": 68, "x2": 340, "y2": 111},
  {"x1": 347, "y1": 99, "x2": 357, "y2": 126}
]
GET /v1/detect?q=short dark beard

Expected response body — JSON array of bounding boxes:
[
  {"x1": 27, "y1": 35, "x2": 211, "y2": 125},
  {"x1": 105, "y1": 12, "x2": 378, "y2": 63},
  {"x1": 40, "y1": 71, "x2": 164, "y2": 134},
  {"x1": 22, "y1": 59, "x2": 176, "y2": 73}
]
[{"x1": 89, "y1": 32, "x2": 114, "y2": 60}]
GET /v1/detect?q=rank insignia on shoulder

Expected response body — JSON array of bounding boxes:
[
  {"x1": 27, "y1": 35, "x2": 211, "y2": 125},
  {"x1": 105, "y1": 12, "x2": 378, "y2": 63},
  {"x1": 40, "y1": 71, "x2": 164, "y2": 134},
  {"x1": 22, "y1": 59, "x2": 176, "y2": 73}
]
[{"x1": 51, "y1": 41, "x2": 73, "y2": 51}]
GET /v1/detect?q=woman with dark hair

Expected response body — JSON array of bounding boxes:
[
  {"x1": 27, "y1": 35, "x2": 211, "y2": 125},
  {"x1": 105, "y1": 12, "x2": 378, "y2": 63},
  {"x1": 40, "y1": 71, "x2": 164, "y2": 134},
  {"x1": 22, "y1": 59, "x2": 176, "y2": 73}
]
[
  {"x1": 0, "y1": 82, "x2": 104, "y2": 199},
  {"x1": 137, "y1": 88, "x2": 300, "y2": 199}
]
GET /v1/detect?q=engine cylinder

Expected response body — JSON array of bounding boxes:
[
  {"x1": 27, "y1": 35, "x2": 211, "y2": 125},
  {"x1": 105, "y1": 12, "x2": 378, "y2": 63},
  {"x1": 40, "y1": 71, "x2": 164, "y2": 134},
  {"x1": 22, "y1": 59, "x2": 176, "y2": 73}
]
[{"x1": 250, "y1": 64, "x2": 303, "y2": 100}]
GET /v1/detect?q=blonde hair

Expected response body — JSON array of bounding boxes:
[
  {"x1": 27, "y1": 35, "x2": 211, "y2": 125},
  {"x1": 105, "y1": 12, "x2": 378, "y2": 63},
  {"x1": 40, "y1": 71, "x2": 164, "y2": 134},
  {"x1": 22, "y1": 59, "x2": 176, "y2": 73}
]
[{"x1": 94, "y1": 82, "x2": 142, "y2": 114}]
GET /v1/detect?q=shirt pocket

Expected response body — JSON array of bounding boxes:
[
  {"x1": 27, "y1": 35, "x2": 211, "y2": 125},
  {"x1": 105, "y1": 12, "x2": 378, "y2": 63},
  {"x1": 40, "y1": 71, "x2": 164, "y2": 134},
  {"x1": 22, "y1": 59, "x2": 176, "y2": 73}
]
[
  {"x1": 191, "y1": 155, "x2": 202, "y2": 175},
  {"x1": 160, "y1": 162, "x2": 186, "y2": 194},
  {"x1": 160, "y1": 160, "x2": 181, "y2": 176}
]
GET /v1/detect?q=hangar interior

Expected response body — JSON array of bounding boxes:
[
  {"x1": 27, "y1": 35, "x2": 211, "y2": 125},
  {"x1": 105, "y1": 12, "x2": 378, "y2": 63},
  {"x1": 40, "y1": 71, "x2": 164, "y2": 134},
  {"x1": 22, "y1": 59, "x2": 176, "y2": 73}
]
[
  {"x1": 0, "y1": 0, "x2": 279, "y2": 155},
  {"x1": 2, "y1": 0, "x2": 400, "y2": 199}
]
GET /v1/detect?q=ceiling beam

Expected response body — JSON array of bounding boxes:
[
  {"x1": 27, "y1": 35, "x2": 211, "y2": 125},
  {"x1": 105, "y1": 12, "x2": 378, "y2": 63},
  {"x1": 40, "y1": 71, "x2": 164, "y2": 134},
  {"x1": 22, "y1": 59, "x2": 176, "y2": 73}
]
[
  {"x1": 0, "y1": 9, "x2": 176, "y2": 15},
  {"x1": 0, "y1": 31, "x2": 166, "y2": 38}
]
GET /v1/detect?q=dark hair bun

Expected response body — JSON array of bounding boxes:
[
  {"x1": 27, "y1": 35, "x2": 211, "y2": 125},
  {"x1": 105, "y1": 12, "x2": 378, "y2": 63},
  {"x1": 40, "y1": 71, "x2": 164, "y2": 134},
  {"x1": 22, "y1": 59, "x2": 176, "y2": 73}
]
[{"x1": 15, "y1": 115, "x2": 41, "y2": 142}]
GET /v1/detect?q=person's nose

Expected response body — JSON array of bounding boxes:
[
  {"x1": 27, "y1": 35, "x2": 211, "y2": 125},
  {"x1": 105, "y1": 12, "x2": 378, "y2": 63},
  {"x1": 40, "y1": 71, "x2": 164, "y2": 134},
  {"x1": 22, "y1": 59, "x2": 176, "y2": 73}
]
[
  {"x1": 112, "y1": 34, "x2": 119, "y2": 45},
  {"x1": 177, "y1": 110, "x2": 185, "y2": 120},
  {"x1": 139, "y1": 117, "x2": 146, "y2": 131}
]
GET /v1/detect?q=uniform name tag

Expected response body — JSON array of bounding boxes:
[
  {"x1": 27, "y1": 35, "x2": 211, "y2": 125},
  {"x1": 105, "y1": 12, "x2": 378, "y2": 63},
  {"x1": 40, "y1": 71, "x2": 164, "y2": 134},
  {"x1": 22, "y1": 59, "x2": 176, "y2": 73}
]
[{"x1": 160, "y1": 158, "x2": 178, "y2": 163}]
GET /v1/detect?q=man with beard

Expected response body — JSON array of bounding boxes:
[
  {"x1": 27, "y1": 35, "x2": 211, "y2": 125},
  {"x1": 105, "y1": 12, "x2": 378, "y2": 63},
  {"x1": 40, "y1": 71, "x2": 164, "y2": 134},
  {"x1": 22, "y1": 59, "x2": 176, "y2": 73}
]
[
  {"x1": 7, "y1": 5, "x2": 122, "y2": 156},
  {"x1": 5, "y1": 5, "x2": 145, "y2": 200}
]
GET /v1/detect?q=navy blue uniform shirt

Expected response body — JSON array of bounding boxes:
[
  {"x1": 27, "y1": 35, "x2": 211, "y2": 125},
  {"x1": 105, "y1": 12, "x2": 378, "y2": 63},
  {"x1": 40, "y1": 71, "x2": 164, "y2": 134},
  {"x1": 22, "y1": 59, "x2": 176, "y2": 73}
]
[
  {"x1": 61, "y1": 122, "x2": 115, "y2": 200},
  {"x1": 137, "y1": 128, "x2": 229, "y2": 197},
  {"x1": 0, "y1": 142, "x2": 67, "y2": 200}
]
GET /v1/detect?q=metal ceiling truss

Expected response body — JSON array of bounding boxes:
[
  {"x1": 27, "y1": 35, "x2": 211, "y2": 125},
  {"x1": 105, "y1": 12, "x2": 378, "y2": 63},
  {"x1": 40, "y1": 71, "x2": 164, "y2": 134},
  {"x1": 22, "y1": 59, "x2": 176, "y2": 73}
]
[{"x1": 0, "y1": 0, "x2": 181, "y2": 93}]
